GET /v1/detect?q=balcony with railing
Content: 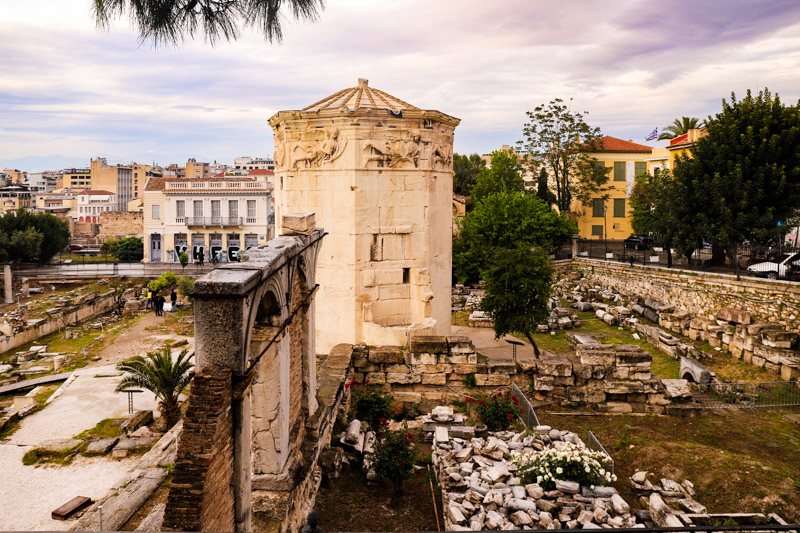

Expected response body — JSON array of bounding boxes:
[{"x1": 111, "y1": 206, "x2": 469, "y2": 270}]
[
  {"x1": 164, "y1": 180, "x2": 270, "y2": 193},
  {"x1": 184, "y1": 217, "x2": 244, "y2": 227}
]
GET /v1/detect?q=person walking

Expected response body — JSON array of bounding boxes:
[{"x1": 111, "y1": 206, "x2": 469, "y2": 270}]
[
  {"x1": 170, "y1": 289, "x2": 177, "y2": 310},
  {"x1": 146, "y1": 288, "x2": 153, "y2": 310},
  {"x1": 155, "y1": 292, "x2": 166, "y2": 316}
]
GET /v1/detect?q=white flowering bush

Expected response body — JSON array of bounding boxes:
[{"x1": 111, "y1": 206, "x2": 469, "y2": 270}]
[{"x1": 511, "y1": 441, "x2": 616, "y2": 491}]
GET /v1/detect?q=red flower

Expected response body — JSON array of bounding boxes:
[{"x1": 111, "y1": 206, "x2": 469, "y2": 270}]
[
  {"x1": 520, "y1": 408, "x2": 524, "y2": 413},
  {"x1": 407, "y1": 433, "x2": 414, "y2": 440},
  {"x1": 477, "y1": 414, "x2": 481, "y2": 418},
  {"x1": 512, "y1": 395, "x2": 517, "y2": 401},
  {"x1": 344, "y1": 382, "x2": 351, "y2": 389},
  {"x1": 466, "y1": 397, "x2": 471, "y2": 403},
  {"x1": 513, "y1": 399, "x2": 519, "y2": 405},
  {"x1": 404, "y1": 438, "x2": 410, "y2": 444},
  {"x1": 478, "y1": 399, "x2": 483, "y2": 404},
  {"x1": 364, "y1": 379, "x2": 369, "y2": 384},
  {"x1": 507, "y1": 413, "x2": 514, "y2": 419},
  {"x1": 498, "y1": 391, "x2": 503, "y2": 396},
  {"x1": 399, "y1": 461, "x2": 404, "y2": 466},
  {"x1": 379, "y1": 417, "x2": 386, "y2": 423}
]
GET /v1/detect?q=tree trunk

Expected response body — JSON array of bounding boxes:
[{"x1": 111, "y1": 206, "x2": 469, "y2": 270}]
[
  {"x1": 666, "y1": 241, "x2": 673, "y2": 268},
  {"x1": 524, "y1": 331, "x2": 541, "y2": 358}
]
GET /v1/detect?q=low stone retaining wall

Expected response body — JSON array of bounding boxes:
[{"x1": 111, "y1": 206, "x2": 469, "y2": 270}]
[
  {"x1": 557, "y1": 265, "x2": 800, "y2": 382},
  {"x1": 341, "y1": 335, "x2": 677, "y2": 414}
]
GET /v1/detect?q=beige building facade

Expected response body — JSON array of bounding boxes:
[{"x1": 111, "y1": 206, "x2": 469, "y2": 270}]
[
  {"x1": 142, "y1": 176, "x2": 274, "y2": 263},
  {"x1": 269, "y1": 78, "x2": 459, "y2": 352},
  {"x1": 90, "y1": 157, "x2": 133, "y2": 210}
]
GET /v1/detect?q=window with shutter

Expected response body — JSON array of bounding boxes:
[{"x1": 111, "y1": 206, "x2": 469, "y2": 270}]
[
  {"x1": 614, "y1": 161, "x2": 626, "y2": 181},
  {"x1": 592, "y1": 198, "x2": 605, "y2": 217},
  {"x1": 635, "y1": 161, "x2": 647, "y2": 176},
  {"x1": 591, "y1": 225, "x2": 603, "y2": 236},
  {"x1": 613, "y1": 198, "x2": 625, "y2": 217}
]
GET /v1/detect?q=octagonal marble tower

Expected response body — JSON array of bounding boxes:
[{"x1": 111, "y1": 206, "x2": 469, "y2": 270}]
[{"x1": 268, "y1": 79, "x2": 460, "y2": 353}]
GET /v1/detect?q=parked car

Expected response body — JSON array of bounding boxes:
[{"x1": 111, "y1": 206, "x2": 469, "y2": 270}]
[
  {"x1": 747, "y1": 252, "x2": 800, "y2": 279},
  {"x1": 623, "y1": 235, "x2": 654, "y2": 250},
  {"x1": 67, "y1": 244, "x2": 84, "y2": 251}
]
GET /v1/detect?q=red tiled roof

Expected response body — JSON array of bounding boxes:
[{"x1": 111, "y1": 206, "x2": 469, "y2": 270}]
[
  {"x1": 212, "y1": 172, "x2": 224, "y2": 178},
  {"x1": 77, "y1": 190, "x2": 115, "y2": 196},
  {"x1": 248, "y1": 169, "x2": 274, "y2": 176},
  {"x1": 588, "y1": 136, "x2": 652, "y2": 153}
]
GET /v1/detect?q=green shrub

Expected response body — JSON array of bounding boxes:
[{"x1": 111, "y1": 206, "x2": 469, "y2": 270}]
[
  {"x1": 463, "y1": 373, "x2": 477, "y2": 388},
  {"x1": 355, "y1": 387, "x2": 393, "y2": 431},
  {"x1": 471, "y1": 390, "x2": 520, "y2": 431},
  {"x1": 512, "y1": 441, "x2": 616, "y2": 490},
  {"x1": 176, "y1": 275, "x2": 195, "y2": 302},
  {"x1": 113, "y1": 236, "x2": 144, "y2": 261},
  {"x1": 372, "y1": 422, "x2": 418, "y2": 493},
  {"x1": 148, "y1": 271, "x2": 178, "y2": 292}
]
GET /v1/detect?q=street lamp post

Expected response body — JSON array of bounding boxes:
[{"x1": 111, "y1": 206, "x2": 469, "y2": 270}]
[{"x1": 603, "y1": 204, "x2": 608, "y2": 254}]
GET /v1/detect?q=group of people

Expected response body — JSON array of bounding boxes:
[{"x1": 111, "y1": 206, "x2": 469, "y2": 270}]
[{"x1": 146, "y1": 288, "x2": 178, "y2": 317}]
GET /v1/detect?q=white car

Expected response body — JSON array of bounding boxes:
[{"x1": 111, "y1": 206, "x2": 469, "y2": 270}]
[{"x1": 747, "y1": 252, "x2": 800, "y2": 279}]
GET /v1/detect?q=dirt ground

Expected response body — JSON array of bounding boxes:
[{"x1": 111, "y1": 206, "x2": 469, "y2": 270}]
[
  {"x1": 545, "y1": 408, "x2": 800, "y2": 522},
  {"x1": 91, "y1": 310, "x2": 192, "y2": 367}
]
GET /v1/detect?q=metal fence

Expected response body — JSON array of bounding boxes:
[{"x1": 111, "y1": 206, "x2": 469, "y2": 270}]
[
  {"x1": 586, "y1": 430, "x2": 614, "y2": 476},
  {"x1": 512, "y1": 381, "x2": 540, "y2": 428},
  {"x1": 567, "y1": 239, "x2": 800, "y2": 280},
  {"x1": 691, "y1": 381, "x2": 800, "y2": 409}
]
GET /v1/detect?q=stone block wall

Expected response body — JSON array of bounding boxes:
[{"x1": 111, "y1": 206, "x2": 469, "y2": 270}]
[
  {"x1": 163, "y1": 366, "x2": 235, "y2": 532},
  {"x1": 341, "y1": 335, "x2": 671, "y2": 413},
  {"x1": 557, "y1": 261, "x2": 800, "y2": 381},
  {"x1": 528, "y1": 343, "x2": 669, "y2": 414},
  {"x1": 98, "y1": 211, "x2": 144, "y2": 239},
  {"x1": 568, "y1": 259, "x2": 800, "y2": 330}
]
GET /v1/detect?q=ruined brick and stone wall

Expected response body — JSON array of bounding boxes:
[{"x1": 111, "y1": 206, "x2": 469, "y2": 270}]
[
  {"x1": 163, "y1": 367, "x2": 235, "y2": 532},
  {"x1": 558, "y1": 261, "x2": 800, "y2": 382},
  {"x1": 567, "y1": 259, "x2": 800, "y2": 330},
  {"x1": 98, "y1": 211, "x2": 144, "y2": 239},
  {"x1": 339, "y1": 335, "x2": 673, "y2": 414}
]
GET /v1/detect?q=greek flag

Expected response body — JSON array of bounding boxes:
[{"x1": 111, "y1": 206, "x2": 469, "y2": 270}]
[{"x1": 645, "y1": 128, "x2": 658, "y2": 141}]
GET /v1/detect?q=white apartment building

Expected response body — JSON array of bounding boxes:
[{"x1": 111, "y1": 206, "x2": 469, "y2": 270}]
[
  {"x1": 142, "y1": 176, "x2": 275, "y2": 263},
  {"x1": 76, "y1": 190, "x2": 117, "y2": 223},
  {"x1": 231, "y1": 156, "x2": 274, "y2": 175}
]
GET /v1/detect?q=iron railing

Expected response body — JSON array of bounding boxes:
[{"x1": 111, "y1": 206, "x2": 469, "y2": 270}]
[
  {"x1": 586, "y1": 430, "x2": 614, "y2": 476},
  {"x1": 572, "y1": 239, "x2": 800, "y2": 281},
  {"x1": 185, "y1": 216, "x2": 244, "y2": 226},
  {"x1": 512, "y1": 381, "x2": 540, "y2": 428},
  {"x1": 691, "y1": 381, "x2": 800, "y2": 409}
]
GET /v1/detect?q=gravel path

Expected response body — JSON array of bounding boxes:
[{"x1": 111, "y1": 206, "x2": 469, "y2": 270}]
[{"x1": 0, "y1": 310, "x2": 194, "y2": 530}]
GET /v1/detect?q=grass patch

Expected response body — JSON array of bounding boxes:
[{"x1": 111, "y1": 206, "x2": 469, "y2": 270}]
[
  {"x1": 0, "y1": 419, "x2": 21, "y2": 440},
  {"x1": 75, "y1": 418, "x2": 124, "y2": 440},
  {"x1": 22, "y1": 443, "x2": 83, "y2": 466},
  {"x1": 451, "y1": 310, "x2": 470, "y2": 327}
]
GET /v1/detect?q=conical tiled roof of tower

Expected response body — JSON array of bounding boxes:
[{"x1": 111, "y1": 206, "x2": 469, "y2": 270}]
[{"x1": 302, "y1": 78, "x2": 420, "y2": 113}]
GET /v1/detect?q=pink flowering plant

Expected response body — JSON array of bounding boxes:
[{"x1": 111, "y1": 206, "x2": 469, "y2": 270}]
[
  {"x1": 511, "y1": 441, "x2": 616, "y2": 491},
  {"x1": 372, "y1": 421, "x2": 418, "y2": 494},
  {"x1": 469, "y1": 390, "x2": 520, "y2": 431}
]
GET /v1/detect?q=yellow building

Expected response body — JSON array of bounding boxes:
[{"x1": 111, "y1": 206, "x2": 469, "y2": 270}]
[
  {"x1": 62, "y1": 168, "x2": 91, "y2": 190},
  {"x1": 574, "y1": 136, "x2": 653, "y2": 240},
  {"x1": 185, "y1": 159, "x2": 210, "y2": 179},
  {"x1": 90, "y1": 157, "x2": 133, "y2": 210},
  {"x1": 0, "y1": 186, "x2": 32, "y2": 214},
  {"x1": 666, "y1": 128, "x2": 708, "y2": 167},
  {"x1": 132, "y1": 164, "x2": 152, "y2": 199}
]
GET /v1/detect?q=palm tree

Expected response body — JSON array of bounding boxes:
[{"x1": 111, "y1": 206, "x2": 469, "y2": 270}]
[
  {"x1": 92, "y1": 0, "x2": 324, "y2": 46},
  {"x1": 116, "y1": 345, "x2": 194, "y2": 427},
  {"x1": 657, "y1": 116, "x2": 706, "y2": 140}
]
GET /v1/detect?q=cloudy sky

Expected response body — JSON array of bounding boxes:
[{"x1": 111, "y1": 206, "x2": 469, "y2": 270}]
[{"x1": 2, "y1": 0, "x2": 800, "y2": 171}]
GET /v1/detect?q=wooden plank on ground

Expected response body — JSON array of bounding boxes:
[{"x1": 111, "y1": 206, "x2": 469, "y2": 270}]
[
  {"x1": 52, "y1": 496, "x2": 92, "y2": 520},
  {"x1": 0, "y1": 372, "x2": 72, "y2": 395}
]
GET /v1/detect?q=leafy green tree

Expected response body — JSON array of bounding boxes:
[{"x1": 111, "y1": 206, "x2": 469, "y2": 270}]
[
  {"x1": 536, "y1": 168, "x2": 556, "y2": 206},
  {"x1": 176, "y1": 275, "x2": 195, "y2": 302},
  {"x1": 671, "y1": 89, "x2": 800, "y2": 261},
  {"x1": 470, "y1": 149, "x2": 525, "y2": 203},
  {"x1": 480, "y1": 245, "x2": 553, "y2": 356},
  {"x1": 453, "y1": 153, "x2": 487, "y2": 196},
  {"x1": 149, "y1": 271, "x2": 178, "y2": 293},
  {"x1": 0, "y1": 210, "x2": 69, "y2": 264},
  {"x1": 92, "y1": 0, "x2": 324, "y2": 45},
  {"x1": 519, "y1": 98, "x2": 610, "y2": 213},
  {"x1": 116, "y1": 344, "x2": 194, "y2": 427},
  {"x1": 657, "y1": 116, "x2": 706, "y2": 140},
  {"x1": 9, "y1": 227, "x2": 43, "y2": 264},
  {"x1": 113, "y1": 236, "x2": 144, "y2": 262},
  {"x1": 101, "y1": 237, "x2": 119, "y2": 254},
  {"x1": 0, "y1": 230, "x2": 9, "y2": 263},
  {"x1": 372, "y1": 423, "x2": 417, "y2": 494},
  {"x1": 454, "y1": 192, "x2": 575, "y2": 284},
  {"x1": 629, "y1": 169, "x2": 678, "y2": 266}
]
